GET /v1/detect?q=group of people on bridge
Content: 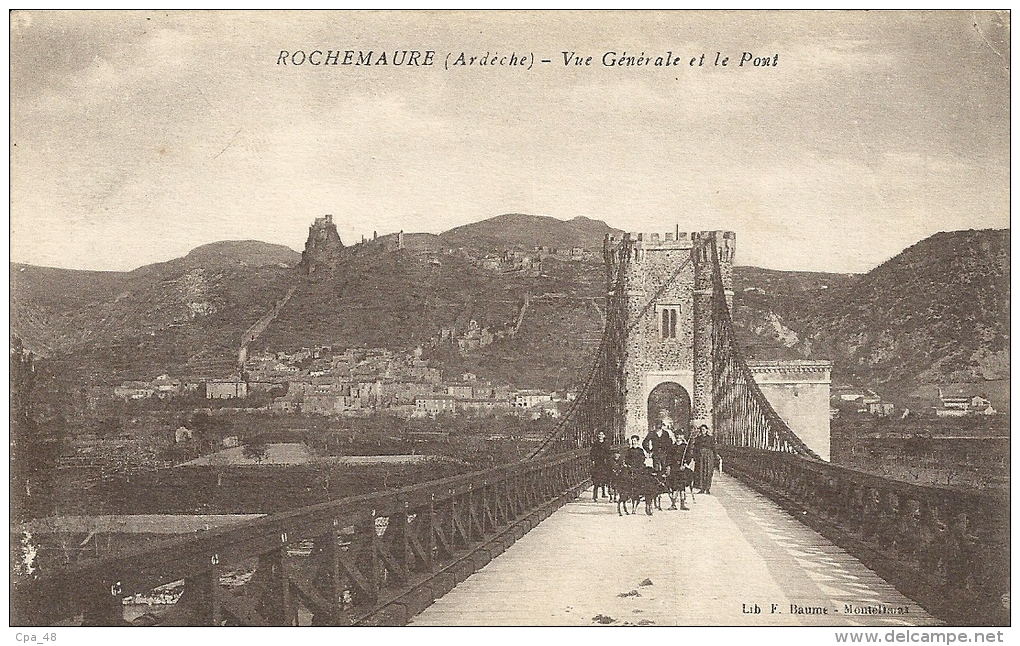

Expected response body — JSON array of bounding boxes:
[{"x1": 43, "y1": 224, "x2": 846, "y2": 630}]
[{"x1": 588, "y1": 416, "x2": 720, "y2": 516}]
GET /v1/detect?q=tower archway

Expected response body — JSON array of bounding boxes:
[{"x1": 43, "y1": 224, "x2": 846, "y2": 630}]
[{"x1": 647, "y1": 382, "x2": 691, "y2": 437}]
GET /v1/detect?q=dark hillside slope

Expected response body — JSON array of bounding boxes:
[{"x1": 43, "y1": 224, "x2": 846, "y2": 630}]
[{"x1": 797, "y1": 229, "x2": 1009, "y2": 393}]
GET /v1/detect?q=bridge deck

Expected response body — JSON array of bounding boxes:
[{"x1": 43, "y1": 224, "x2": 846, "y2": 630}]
[{"x1": 411, "y1": 473, "x2": 938, "y2": 627}]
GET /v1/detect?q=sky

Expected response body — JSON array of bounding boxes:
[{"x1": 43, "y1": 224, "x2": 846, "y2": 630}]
[{"x1": 9, "y1": 10, "x2": 1011, "y2": 273}]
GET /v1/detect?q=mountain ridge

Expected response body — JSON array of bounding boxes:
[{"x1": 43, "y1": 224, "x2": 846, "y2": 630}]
[
  {"x1": 9, "y1": 216, "x2": 1009, "y2": 402},
  {"x1": 439, "y1": 213, "x2": 625, "y2": 252}
]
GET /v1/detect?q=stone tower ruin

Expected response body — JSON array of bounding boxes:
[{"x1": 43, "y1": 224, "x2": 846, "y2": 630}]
[{"x1": 299, "y1": 214, "x2": 345, "y2": 274}]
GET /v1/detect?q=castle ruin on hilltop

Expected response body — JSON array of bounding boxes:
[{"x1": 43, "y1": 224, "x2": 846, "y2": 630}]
[{"x1": 299, "y1": 214, "x2": 345, "y2": 274}]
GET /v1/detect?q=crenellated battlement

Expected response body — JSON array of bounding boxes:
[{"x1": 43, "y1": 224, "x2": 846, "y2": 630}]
[{"x1": 607, "y1": 229, "x2": 735, "y2": 252}]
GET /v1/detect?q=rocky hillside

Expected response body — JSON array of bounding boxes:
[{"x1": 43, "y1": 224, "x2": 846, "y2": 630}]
[
  {"x1": 10, "y1": 217, "x2": 1009, "y2": 400},
  {"x1": 10, "y1": 241, "x2": 298, "y2": 372},
  {"x1": 792, "y1": 229, "x2": 1010, "y2": 395},
  {"x1": 729, "y1": 267, "x2": 860, "y2": 360},
  {"x1": 10, "y1": 217, "x2": 615, "y2": 389}
]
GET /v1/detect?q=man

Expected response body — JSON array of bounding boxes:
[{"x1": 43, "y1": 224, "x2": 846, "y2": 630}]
[
  {"x1": 642, "y1": 417, "x2": 675, "y2": 474},
  {"x1": 589, "y1": 431, "x2": 613, "y2": 501},
  {"x1": 692, "y1": 424, "x2": 717, "y2": 494},
  {"x1": 624, "y1": 435, "x2": 647, "y2": 469}
]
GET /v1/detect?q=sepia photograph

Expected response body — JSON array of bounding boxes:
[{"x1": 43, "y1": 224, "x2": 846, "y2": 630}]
[{"x1": 8, "y1": 9, "x2": 1011, "y2": 637}]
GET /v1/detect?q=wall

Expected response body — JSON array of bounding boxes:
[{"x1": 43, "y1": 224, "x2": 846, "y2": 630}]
[
  {"x1": 747, "y1": 360, "x2": 832, "y2": 461},
  {"x1": 622, "y1": 233, "x2": 696, "y2": 437}
]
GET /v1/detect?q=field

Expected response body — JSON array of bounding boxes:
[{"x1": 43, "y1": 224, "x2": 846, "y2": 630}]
[
  {"x1": 50, "y1": 460, "x2": 473, "y2": 516},
  {"x1": 831, "y1": 416, "x2": 1009, "y2": 490}
]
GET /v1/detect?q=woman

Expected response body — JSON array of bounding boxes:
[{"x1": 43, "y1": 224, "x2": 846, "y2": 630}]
[{"x1": 693, "y1": 424, "x2": 717, "y2": 494}]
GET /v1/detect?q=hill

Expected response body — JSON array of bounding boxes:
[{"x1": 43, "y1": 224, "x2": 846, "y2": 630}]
[
  {"x1": 729, "y1": 267, "x2": 860, "y2": 360},
  {"x1": 259, "y1": 242, "x2": 605, "y2": 389},
  {"x1": 11, "y1": 259, "x2": 293, "y2": 374},
  {"x1": 10, "y1": 220, "x2": 612, "y2": 389},
  {"x1": 791, "y1": 229, "x2": 1010, "y2": 397},
  {"x1": 179, "y1": 240, "x2": 301, "y2": 270},
  {"x1": 10, "y1": 220, "x2": 1009, "y2": 404},
  {"x1": 439, "y1": 213, "x2": 624, "y2": 252}
]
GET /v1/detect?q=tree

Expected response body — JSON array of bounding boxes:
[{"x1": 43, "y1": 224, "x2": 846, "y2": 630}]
[
  {"x1": 189, "y1": 411, "x2": 232, "y2": 453},
  {"x1": 242, "y1": 435, "x2": 269, "y2": 463},
  {"x1": 97, "y1": 415, "x2": 123, "y2": 438}
]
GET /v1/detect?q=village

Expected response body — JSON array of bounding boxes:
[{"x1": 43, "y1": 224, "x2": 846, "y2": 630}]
[
  {"x1": 828, "y1": 384, "x2": 1001, "y2": 420},
  {"x1": 114, "y1": 344, "x2": 570, "y2": 421}
]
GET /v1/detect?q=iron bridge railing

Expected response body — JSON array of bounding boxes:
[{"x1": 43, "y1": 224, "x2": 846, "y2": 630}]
[
  {"x1": 12, "y1": 449, "x2": 590, "y2": 626},
  {"x1": 720, "y1": 446, "x2": 1010, "y2": 626}
]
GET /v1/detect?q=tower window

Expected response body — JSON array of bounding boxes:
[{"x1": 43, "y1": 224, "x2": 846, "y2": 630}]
[{"x1": 659, "y1": 305, "x2": 679, "y2": 339}]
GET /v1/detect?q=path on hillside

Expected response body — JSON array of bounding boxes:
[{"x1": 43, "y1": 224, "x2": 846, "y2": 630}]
[
  {"x1": 411, "y1": 473, "x2": 938, "y2": 627},
  {"x1": 238, "y1": 285, "x2": 297, "y2": 366}
]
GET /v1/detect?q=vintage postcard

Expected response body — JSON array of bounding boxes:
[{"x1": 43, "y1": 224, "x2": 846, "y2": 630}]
[{"x1": 8, "y1": 10, "x2": 1010, "y2": 639}]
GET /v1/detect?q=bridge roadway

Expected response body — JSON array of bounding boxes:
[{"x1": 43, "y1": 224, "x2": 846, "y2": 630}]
[{"x1": 411, "y1": 473, "x2": 939, "y2": 627}]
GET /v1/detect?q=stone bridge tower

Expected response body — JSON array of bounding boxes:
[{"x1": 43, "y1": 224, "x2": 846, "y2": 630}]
[
  {"x1": 618, "y1": 230, "x2": 735, "y2": 440},
  {"x1": 616, "y1": 228, "x2": 831, "y2": 459}
]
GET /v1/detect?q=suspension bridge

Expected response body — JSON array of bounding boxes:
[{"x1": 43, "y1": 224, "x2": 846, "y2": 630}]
[{"x1": 11, "y1": 232, "x2": 1009, "y2": 627}]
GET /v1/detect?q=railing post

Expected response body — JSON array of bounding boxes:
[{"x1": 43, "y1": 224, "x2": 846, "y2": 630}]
[
  {"x1": 256, "y1": 546, "x2": 295, "y2": 626},
  {"x1": 480, "y1": 484, "x2": 489, "y2": 534},
  {"x1": 425, "y1": 494, "x2": 437, "y2": 570},
  {"x1": 356, "y1": 509, "x2": 380, "y2": 605},
  {"x1": 448, "y1": 490, "x2": 460, "y2": 549},
  {"x1": 179, "y1": 566, "x2": 222, "y2": 626},
  {"x1": 311, "y1": 524, "x2": 342, "y2": 625},
  {"x1": 382, "y1": 503, "x2": 410, "y2": 587},
  {"x1": 917, "y1": 498, "x2": 943, "y2": 577},
  {"x1": 81, "y1": 578, "x2": 126, "y2": 626},
  {"x1": 399, "y1": 501, "x2": 413, "y2": 579}
]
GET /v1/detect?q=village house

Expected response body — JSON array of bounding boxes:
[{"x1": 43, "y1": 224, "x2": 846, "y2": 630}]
[
  {"x1": 470, "y1": 383, "x2": 497, "y2": 399},
  {"x1": 527, "y1": 400, "x2": 562, "y2": 420},
  {"x1": 868, "y1": 402, "x2": 895, "y2": 417},
  {"x1": 271, "y1": 388, "x2": 303, "y2": 413},
  {"x1": 446, "y1": 383, "x2": 475, "y2": 399},
  {"x1": 114, "y1": 381, "x2": 156, "y2": 401},
  {"x1": 457, "y1": 398, "x2": 513, "y2": 416},
  {"x1": 151, "y1": 374, "x2": 183, "y2": 397},
  {"x1": 389, "y1": 381, "x2": 436, "y2": 405},
  {"x1": 514, "y1": 391, "x2": 554, "y2": 409},
  {"x1": 415, "y1": 394, "x2": 457, "y2": 417},
  {"x1": 302, "y1": 394, "x2": 345, "y2": 416},
  {"x1": 206, "y1": 379, "x2": 248, "y2": 399},
  {"x1": 937, "y1": 388, "x2": 996, "y2": 417}
]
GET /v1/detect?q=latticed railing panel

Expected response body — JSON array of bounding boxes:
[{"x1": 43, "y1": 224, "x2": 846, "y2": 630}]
[{"x1": 12, "y1": 450, "x2": 591, "y2": 626}]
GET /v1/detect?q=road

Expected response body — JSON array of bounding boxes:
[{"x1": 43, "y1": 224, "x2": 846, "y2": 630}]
[{"x1": 411, "y1": 473, "x2": 938, "y2": 626}]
